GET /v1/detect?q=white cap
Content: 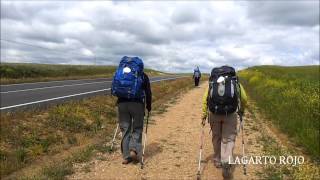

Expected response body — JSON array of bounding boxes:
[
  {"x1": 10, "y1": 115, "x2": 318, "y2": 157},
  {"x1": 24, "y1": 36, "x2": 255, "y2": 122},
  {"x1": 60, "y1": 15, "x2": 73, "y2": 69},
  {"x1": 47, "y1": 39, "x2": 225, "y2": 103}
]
[
  {"x1": 123, "y1": 67, "x2": 131, "y2": 73},
  {"x1": 217, "y1": 76, "x2": 225, "y2": 83}
]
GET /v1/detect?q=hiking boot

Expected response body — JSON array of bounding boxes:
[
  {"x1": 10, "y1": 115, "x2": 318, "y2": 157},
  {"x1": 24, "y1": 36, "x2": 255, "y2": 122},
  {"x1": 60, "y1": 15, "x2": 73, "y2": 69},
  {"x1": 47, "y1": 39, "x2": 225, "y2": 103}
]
[
  {"x1": 122, "y1": 158, "x2": 132, "y2": 165},
  {"x1": 213, "y1": 161, "x2": 222, "y2": 168},
  {"x1": 130, "y1": 150, "x2": 139, "y2": 162},
  {"x1": 222, "y1": 163, "x2": 233, "y2": 179}
]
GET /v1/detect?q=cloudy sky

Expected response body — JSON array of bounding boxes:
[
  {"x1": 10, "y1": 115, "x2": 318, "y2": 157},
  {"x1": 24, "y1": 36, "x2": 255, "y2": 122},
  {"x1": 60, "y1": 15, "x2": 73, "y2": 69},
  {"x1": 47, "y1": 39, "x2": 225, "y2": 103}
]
[{"x1": 1, "y1": 1, "x2": 319, "y2": 73}]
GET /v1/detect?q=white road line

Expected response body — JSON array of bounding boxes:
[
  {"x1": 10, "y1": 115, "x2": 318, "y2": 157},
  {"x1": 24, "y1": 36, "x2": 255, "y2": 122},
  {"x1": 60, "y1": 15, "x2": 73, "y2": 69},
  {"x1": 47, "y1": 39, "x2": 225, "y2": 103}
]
[
  {"x1": 0, "y1": 88, "x2": 111, "y2": 110},
  {"x1": 1, "y1": 81, "x2": 112, "y2": 94},
  {"x1": 0, "y1": 78, "x2": 111, "y2": 87},
  {"x1": 0, "y1": 76, "x2": 189, "y2": 110}
]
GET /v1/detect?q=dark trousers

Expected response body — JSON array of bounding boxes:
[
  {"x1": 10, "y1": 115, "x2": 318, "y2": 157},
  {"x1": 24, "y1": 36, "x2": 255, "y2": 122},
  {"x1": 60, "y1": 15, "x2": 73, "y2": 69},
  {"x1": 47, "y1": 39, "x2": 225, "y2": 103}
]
[
  {"x1": 194, "y1": 77, "x2": 200, "y2": 86},
  {"x1": 118, "y1": 102, "x2": 145, "y2": 160}
]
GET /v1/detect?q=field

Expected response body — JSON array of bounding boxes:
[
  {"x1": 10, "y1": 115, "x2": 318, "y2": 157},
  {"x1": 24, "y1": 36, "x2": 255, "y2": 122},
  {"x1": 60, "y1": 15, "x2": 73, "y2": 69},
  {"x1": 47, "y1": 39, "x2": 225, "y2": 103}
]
[
  {"x1": 238, "y1": 65, "x2": 320, "y2": 160},
  {"x1": 0, "y1": 77, "x2": 195, "y2": 179},
  {"x1": 0, "y1": 63, "x2": 165, "y2": 84}
]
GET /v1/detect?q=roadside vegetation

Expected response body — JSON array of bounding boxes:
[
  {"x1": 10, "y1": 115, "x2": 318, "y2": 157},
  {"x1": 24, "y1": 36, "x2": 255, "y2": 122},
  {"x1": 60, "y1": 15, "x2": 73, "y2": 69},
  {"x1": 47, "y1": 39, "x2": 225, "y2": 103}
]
[
  {"x1": 0, "y1": 63, "x2": 166, "y2": 84},
  {"x1": 238, "y1": 65, "x2": 320, "y2": 161},
  {"x1": 0, "y1": 77, "x2": 194, "y2": 179},
  {"x1": 247, "y1": 102, "x2": 319, "y2": 179}
]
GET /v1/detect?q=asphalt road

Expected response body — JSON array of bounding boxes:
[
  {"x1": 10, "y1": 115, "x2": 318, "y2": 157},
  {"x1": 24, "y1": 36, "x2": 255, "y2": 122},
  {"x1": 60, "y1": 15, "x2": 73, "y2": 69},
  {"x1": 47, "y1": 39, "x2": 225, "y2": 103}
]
[{"x1": 0, "y1": 76, "x2": 186, "y2": 111}]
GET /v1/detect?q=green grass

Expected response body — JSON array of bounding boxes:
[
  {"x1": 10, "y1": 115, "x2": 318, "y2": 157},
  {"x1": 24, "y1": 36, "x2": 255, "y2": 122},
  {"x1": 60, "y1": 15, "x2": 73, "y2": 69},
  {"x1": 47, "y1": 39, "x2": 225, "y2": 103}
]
[
  {"x1": 247, "y1": 104, "x2": 320, "y2": 180},
  {"x1": 0, "y1": 95, "x2": 118, "y2": 177},
  {"x1": 42, "y1": 161, "x2": 74, "y2": 180},
  {"x1": 40, "y1": 143, "x2": 111, "y2": 180},
  {"x1": 239, "y1": 65, "x2": 320, "y2": 160},
  {"x1": 0, "y1": 63, "x2": 166, "y2": 84}
]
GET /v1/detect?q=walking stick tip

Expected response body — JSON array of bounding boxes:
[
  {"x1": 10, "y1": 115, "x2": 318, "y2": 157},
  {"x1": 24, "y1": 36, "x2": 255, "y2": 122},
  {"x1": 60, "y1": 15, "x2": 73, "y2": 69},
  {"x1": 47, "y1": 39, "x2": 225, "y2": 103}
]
[{"x1": 196, "y1": 173, "x2": 201, "y2": 180}]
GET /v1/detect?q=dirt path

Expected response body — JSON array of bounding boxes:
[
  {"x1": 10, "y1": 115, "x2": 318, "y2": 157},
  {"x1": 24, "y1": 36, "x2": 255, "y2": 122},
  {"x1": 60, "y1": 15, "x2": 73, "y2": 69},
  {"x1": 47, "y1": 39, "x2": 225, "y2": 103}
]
[{"x1": 68, "y1": 83, "x2": 263, "y2": 180}]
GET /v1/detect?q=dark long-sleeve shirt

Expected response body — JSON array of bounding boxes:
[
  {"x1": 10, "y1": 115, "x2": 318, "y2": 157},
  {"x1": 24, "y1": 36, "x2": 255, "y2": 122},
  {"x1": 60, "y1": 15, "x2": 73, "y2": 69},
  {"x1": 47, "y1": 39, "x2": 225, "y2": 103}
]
[{"x1": 117, "y1": 72, "x2": 152, "y2": 111}]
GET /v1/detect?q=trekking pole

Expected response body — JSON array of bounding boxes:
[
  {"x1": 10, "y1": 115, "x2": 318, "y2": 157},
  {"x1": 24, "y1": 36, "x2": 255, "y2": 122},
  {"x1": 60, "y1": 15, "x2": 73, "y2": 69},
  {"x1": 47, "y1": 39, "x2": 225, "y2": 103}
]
[
  {"x1": 110, "y1": 123, "x2": 119, "y2": 151},
  {"x1": 239, "y1": 114, "x2": 247, "y2": 175},
  {"x1": 196, "y1": 122, "x2": 206, "y2": 180},
  {"x1": 236, "y1": 81, "x2": 247, "y2": 174},
  {"x1": 141, "y1": 111, "x2": 150, "y2": 169}
]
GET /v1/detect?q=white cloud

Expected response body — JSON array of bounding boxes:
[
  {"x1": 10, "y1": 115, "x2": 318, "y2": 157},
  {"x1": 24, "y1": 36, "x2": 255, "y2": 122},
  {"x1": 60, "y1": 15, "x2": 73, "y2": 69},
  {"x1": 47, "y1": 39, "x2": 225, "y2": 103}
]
[
  {"x1": 1, "y1": 1, "x2": 319, "y2": 73},
  {"x1": 247, "y1": 1, "x2": 319, "y2": 27},
  {"x1": 81, "y1": 48, "x2": 94, "y2": 57},
  {"x1": 60, "y1": 21, "x2": 94, "y2": 34}
]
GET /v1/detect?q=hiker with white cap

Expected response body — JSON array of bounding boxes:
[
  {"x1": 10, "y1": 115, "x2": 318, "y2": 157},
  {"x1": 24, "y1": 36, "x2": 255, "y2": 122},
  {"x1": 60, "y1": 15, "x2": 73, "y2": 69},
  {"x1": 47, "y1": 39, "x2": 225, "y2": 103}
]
[
  {"x1": 111, "y1": 56, "x2": 152, "y2": 165},
  {"x1": 201, "y1": 65, "x2": 247, "y2": 179}
]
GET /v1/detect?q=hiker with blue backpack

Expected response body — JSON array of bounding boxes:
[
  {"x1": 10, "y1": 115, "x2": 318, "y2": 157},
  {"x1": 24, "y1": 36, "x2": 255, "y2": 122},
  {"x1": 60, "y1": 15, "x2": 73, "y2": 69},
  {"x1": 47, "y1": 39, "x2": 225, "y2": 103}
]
[
  {"x1": 111, "y1": 56, "x2": 152, "y2": 165},
  {"x1": 193, "y1": 66, "x2": 201, "y2": 86},
  {"x1": 200, "y1": 65, "x2": 247, "y2": 179}
]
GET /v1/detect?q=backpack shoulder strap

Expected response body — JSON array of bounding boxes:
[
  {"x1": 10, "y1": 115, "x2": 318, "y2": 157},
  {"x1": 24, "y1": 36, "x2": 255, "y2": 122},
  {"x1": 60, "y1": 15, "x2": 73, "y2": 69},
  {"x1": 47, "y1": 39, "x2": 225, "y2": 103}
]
[{"x1": 142, "y1": 72, "x2": 146, "y2": 81}]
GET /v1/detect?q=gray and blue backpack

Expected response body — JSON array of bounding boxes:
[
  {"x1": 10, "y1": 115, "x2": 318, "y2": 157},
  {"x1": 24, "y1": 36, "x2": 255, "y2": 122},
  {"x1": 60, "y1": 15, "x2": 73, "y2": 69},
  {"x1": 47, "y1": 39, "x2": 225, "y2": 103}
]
[{"x1": 208, "y1": 66, "x2": 239, "y2": 114}]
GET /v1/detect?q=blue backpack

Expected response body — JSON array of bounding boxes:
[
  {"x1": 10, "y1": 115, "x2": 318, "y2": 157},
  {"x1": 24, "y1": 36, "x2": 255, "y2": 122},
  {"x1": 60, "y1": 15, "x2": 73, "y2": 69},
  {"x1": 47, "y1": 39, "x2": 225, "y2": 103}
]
[{"x1": 111, "y1": 56, "x2": 145, "y2": 99}]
